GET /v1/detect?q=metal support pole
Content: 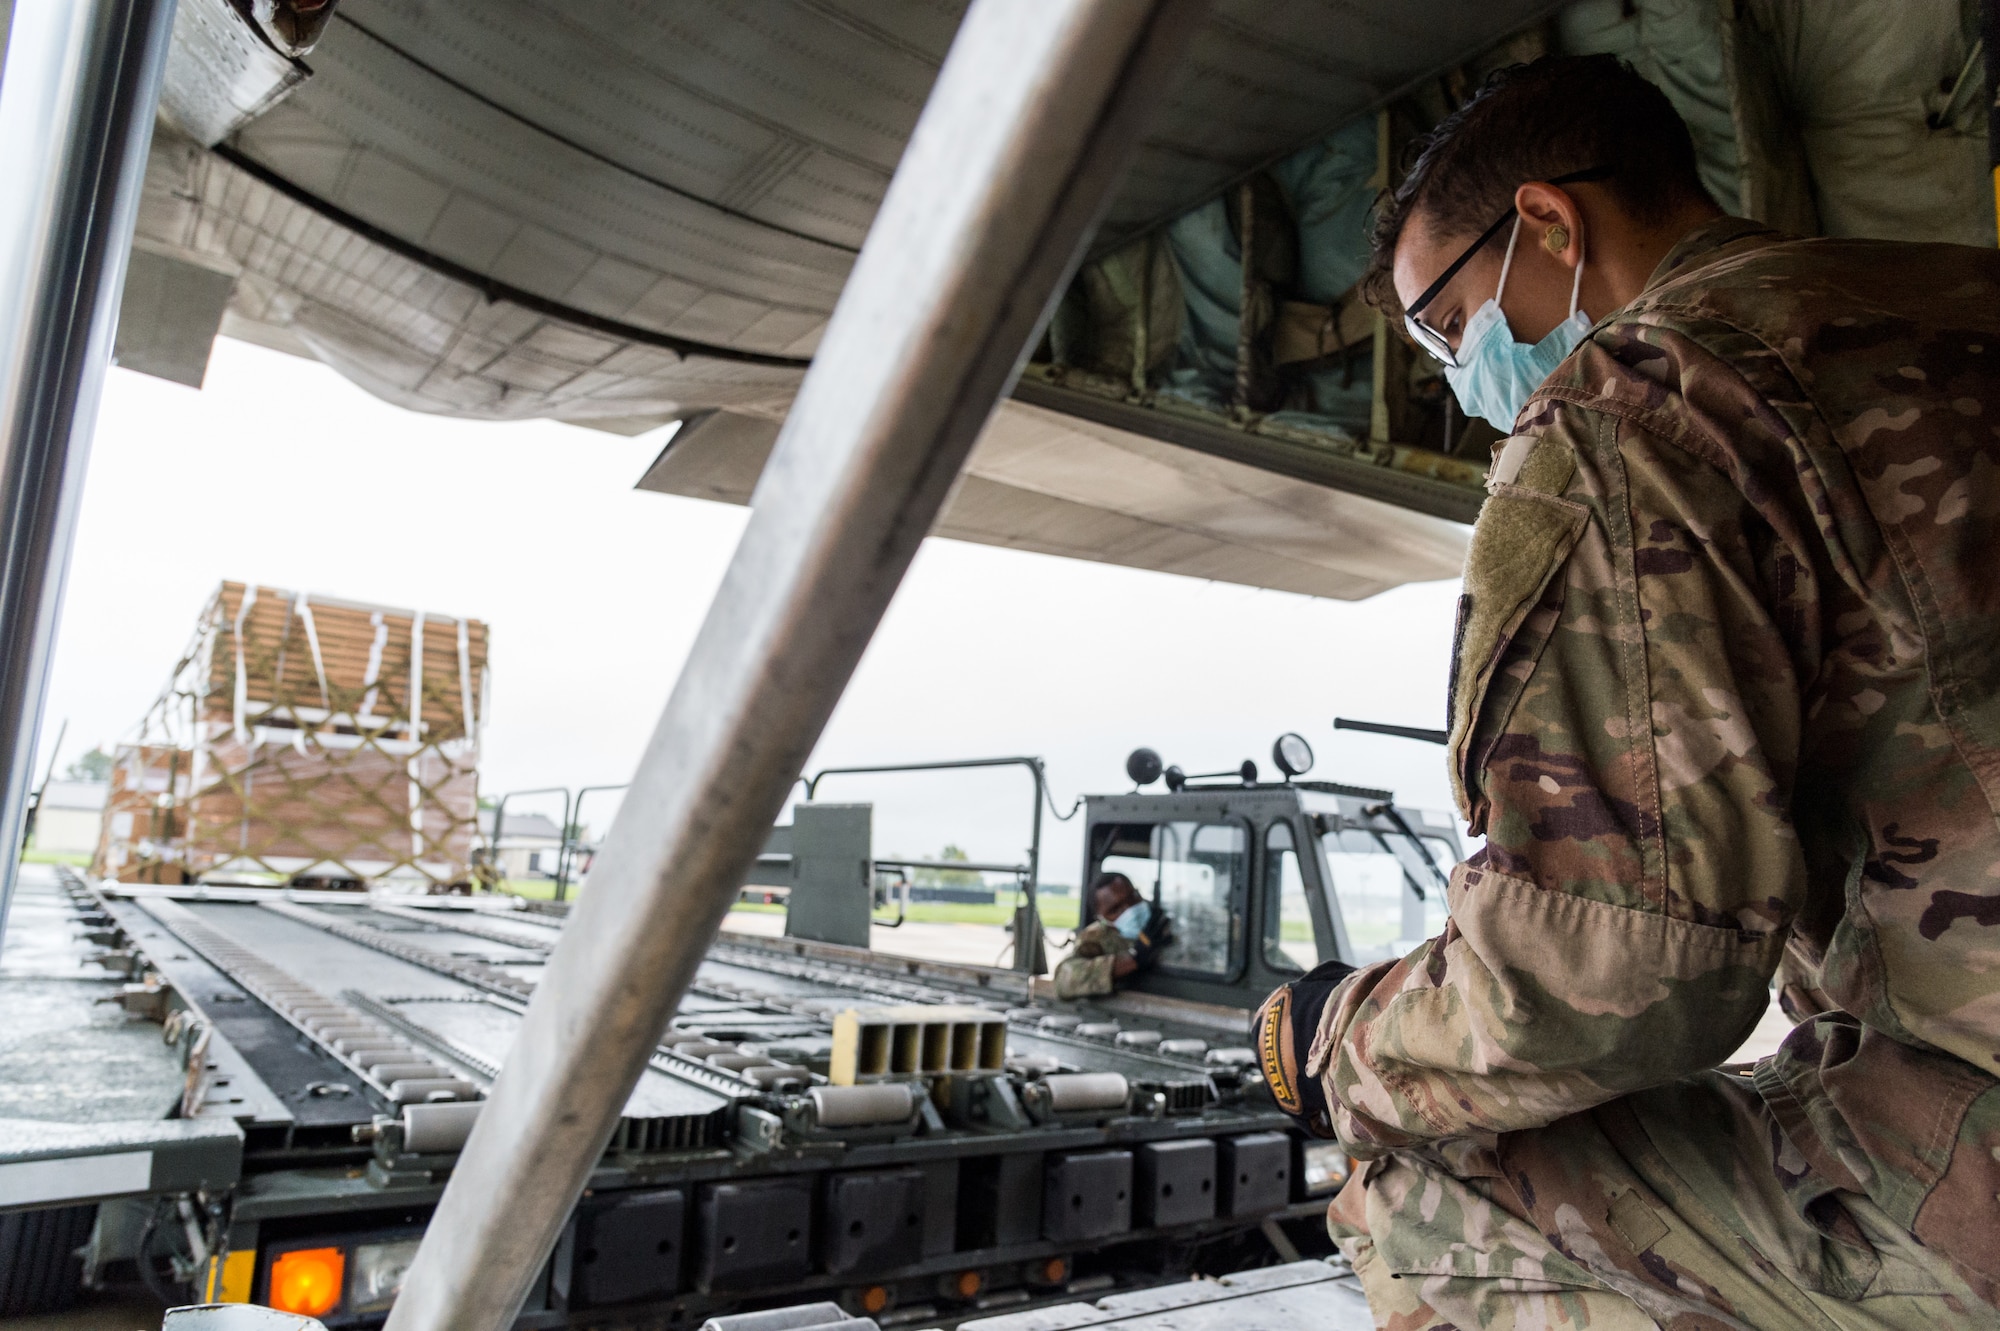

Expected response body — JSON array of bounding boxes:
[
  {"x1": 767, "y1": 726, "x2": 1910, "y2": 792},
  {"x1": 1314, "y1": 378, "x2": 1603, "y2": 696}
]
[
  {"x1": 1022, "y1": 757, "x2": 1045, "y2": 974},
  {"x1": 0, "y1": 0, "x2": 179, "y2": 948},
  {"x1": 384, "y1": 2, "x2": 1206, "y2": 1326}
]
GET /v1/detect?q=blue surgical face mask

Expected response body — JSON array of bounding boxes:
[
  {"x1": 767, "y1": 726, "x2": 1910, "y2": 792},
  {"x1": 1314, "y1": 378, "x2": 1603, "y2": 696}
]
[{"x1": 1443, "y1": 218, "x2": 1591, "y2": 431}]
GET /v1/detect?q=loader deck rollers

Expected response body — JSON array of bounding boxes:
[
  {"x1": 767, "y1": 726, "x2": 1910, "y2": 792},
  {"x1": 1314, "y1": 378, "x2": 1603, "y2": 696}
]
[{"x1": 1, "y1": 871, "x2": 1346, "y2": 1328}]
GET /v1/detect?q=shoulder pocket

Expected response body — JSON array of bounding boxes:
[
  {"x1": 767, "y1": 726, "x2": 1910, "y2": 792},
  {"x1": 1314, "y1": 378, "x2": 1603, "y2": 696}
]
[{"x1": 1448, "y1": 483, "x2": 1588, "y2": 828}]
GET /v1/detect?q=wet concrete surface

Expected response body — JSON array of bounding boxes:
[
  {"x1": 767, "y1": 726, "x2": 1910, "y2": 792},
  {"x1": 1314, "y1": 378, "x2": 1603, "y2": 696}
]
[
  {"x1": 0, "y1": 866, "x2": 183, "y2": 1123},
  {"x1": 720, "y1": 909, "x2": 1078, "y2": 970}
]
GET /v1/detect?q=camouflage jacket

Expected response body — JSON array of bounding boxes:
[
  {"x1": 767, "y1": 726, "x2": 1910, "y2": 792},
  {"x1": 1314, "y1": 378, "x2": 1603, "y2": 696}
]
[{"x1": 1311, "y1": 217, "x2": 2000, "y2": 1273}]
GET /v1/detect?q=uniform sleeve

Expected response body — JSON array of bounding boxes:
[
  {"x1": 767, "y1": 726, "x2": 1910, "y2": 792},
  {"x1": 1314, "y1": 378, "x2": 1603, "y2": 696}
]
[{"x1": 1311, "y1": 400, "x2": 1797, "y2": 1153}]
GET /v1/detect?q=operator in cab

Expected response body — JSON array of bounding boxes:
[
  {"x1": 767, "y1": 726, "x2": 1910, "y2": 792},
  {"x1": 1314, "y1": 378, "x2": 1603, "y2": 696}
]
[
  {"x1": 1255, "y1": 54, "x2": 2000, "y2": 1330},
  {"x1": 1052, "y1": 872, "x2": 1163, "y2": 998}
]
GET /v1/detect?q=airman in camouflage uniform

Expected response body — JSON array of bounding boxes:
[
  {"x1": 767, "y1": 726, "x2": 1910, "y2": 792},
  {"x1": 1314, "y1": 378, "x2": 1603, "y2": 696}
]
[
  {"x1": 1257, "y1": 56, "x2": 2000, "y2": 1330},
  {"x1": 1054, "y1": 872, "x2": 1163, "y2": 997}
]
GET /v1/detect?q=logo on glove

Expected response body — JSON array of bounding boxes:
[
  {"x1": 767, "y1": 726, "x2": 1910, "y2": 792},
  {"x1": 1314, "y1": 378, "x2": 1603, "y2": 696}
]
[{"x1": 1260, "y1": 987, "x2": 1302, "y2": 1115}]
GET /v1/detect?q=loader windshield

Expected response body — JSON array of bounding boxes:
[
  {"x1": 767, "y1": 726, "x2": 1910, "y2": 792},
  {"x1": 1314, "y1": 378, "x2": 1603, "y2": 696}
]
[{"x1": 1320, "y1": 823, "x2": 1455, "y2": 965}]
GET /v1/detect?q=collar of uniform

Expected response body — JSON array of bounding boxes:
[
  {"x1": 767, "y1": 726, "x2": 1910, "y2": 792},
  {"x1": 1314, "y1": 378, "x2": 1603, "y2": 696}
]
[{"x1": 1642, "y1": 215, "x2": 1779, "y2": 293}]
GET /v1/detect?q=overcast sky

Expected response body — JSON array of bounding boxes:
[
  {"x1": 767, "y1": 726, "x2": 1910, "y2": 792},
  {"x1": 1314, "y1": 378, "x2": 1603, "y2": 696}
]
[{"x1": 43, "y1": 337, "x2": 1466, "y2": 888}]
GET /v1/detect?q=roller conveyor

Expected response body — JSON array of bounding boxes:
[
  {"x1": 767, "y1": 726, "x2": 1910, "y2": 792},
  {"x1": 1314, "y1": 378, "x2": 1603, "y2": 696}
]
[
  {"x1": 25, "y1": 876, "x2": 1321, "y2": 1327},
  {"x1": 8, "y1": 768, "x2": 1451, "y2": 1325}
]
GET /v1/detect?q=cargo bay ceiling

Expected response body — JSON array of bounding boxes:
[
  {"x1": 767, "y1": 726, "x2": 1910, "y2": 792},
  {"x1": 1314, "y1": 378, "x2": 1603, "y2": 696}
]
[{"x1": 78, "y1": 0, "x2": 1995, "y2": 598}]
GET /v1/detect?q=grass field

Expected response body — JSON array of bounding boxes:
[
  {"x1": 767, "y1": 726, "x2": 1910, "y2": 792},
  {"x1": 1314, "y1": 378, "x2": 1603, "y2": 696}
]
[
  {"x1": 23, "y1": 849, "x2": 91, "y2": 867},
  {"x1": 489, "y1": 878, "x2": 565, "y2": 900},
  {"x1": 487, "y1": 881, "x2": 1078, "y2": 928}
]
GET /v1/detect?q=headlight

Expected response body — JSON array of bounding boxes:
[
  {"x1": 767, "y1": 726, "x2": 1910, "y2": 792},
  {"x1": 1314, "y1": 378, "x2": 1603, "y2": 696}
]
[
  {"x1": 349, "y1": 1237, "x2": 422, "y2": 1314},
  {"x1": 1301, "y1": 1141, "x2": 1352, "y2": 1195}
]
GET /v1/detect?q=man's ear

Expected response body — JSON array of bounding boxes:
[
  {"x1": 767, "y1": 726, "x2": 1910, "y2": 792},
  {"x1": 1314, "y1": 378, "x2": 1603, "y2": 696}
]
[{"x1": 1514, "y1": 180, "x2": 1584, "y2": 268}]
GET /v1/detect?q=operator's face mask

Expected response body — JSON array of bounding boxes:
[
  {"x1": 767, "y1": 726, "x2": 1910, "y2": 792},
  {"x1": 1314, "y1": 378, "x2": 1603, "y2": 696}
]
[{"x1": 1436, "y1": 218, "x2": 1591, "y2": 431}]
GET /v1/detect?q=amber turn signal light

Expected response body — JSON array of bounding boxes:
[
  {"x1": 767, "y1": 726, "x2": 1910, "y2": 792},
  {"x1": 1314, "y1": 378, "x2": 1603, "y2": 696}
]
[{"x1": 269, "y1": 1246, "x2": 346, "y2": 1317}]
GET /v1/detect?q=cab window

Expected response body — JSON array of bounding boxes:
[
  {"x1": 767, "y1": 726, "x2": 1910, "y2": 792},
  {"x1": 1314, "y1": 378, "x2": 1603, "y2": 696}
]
[
  {"x1": 1261, "y1": 821, "x2": 1319, "y2": 973},
  {"x1": 1101, "y1": 820, "x2": 1245, "y2": 976},
  {"x1": 1320, "y1": 825, "x2": 1452, "y2": 965}
]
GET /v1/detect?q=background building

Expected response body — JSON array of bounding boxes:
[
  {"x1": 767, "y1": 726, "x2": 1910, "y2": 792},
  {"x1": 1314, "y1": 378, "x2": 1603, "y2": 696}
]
[{"x1": 29, "y1": 780, "x2": 107, "y2": 857}]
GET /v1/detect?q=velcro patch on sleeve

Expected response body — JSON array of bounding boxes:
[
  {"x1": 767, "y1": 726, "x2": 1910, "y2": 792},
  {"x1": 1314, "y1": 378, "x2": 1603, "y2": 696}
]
[{"x1": 1447, "y1": 479, "x2": 1588, "y2": 820}]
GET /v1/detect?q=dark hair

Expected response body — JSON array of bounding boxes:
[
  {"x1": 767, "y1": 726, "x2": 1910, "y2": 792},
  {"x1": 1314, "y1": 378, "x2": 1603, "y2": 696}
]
[
  {"x1": 1363, "y1": 54, "x2": 1713, "y2": 316},
  {"x1": 1090, "y1": 872, "x2": 1136, "y2": 899}
]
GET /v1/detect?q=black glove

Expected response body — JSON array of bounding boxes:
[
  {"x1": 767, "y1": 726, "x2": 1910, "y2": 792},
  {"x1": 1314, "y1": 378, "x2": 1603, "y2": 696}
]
[{"x1": 1254, "y1": 958, "x2": 1356, "y2": 1139}]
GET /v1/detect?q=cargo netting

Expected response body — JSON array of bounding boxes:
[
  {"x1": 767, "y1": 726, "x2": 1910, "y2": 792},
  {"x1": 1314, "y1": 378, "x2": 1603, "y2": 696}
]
[{"x1": 94, "y1": 581, "x2": 488, "y2": 891}]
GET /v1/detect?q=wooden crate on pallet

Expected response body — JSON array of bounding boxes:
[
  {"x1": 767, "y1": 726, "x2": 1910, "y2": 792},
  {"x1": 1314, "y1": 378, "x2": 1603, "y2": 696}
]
[
  {"x1": 93, "y1": 581, "x2": 489, "y2": 891},
  {"x1": 95, "y1": 744, "x2": 190, "y2": 884}
]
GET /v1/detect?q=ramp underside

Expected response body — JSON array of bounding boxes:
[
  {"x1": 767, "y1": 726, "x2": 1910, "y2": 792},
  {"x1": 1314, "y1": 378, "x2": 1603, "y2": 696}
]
[
  {"x1": 120, "y1": 0, "x2": 1552, "y2": 595},
  {"x1": 640, "y1": 400, "x2": 1468, "y2": 601}
]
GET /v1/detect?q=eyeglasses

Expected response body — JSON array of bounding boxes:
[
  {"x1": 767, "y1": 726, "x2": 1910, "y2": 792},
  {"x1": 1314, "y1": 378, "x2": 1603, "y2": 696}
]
[{"x1": 1402, "y1": 166, "x2": 1613, "y2": 368}]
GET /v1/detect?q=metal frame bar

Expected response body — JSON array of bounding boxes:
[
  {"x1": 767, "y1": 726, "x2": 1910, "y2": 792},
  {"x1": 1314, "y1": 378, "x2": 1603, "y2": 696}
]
[
  {"x1": 806, "y1": 754, "x2": 1050, "y2": 972},
  {"x1": 20, "y1": 716, "x2": 68, "y2": 848},
  {"x1": 484, "y1": 785, "x2": 569, "y2": 895},
  {"x1": 555, "y1": 781, "x2": 627, "y2": 900},
  {"x1": 384, "y1": 3, "x2": 1207, "y2": 1324},
  {"x1": 1334, "y1": 716, "x2": 1448, "y2": 745},
  {"x1": 875, "y1": 855, "x2": 1027, "y2": 876},
  {"x1": 0, "y1": 0, "x2": 180, "y2": 946}
]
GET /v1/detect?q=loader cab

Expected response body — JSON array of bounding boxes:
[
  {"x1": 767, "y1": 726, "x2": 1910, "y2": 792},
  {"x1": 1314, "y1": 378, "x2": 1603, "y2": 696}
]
[{"x1": 1078, "y1": 762, "x2": 1461, "y2": 1009}]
